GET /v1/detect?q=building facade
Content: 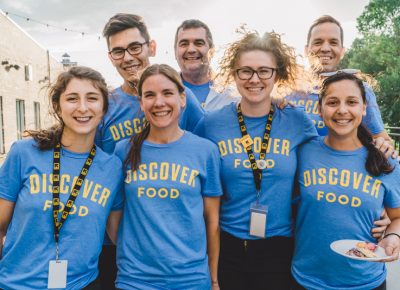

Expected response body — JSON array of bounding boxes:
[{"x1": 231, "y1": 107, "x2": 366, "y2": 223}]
[{"x1": 0, "y1": 10, "x2": 64, "y2": 156}]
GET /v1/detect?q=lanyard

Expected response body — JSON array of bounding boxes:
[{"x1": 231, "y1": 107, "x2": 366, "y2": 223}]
[
  {"x1": 236, "y1": 103, "x2": 274, "y2": 200},
  {"x1": 52, "y1": 143, "x2": 96, "y2": 260}
]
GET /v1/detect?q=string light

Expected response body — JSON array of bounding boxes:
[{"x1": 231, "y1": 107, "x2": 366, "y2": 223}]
[{"x1": 4, "y1": 11, "x2": 102, "y2": 40}]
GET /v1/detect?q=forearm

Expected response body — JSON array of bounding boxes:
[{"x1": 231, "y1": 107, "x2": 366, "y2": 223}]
[
  {"x1": 373, "y1": 131, "x2": 392, "y2": 142},
  {"x1": 0, "y1": 199, "x2": 15, "y2": 258},
  {"x1": 106, "y1": 210, "x2": 122, "y2": 244},
  {"x1": 206, "y1": 220, "x2": 220, "y2": 285},
  {"x1": 203, "y1": 196, "x2": 221, "y2": 286},
  {"x1": 385, "y1": 218, "x2": 400, "y2": 237},
  {"x1": 0, "y1": 231, "x2": 4, "y2": 258}
]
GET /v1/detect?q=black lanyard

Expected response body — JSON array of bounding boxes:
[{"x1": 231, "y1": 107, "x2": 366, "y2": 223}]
[
  {"x1": 237, "y1": 103, "x2": 274, "y2": 197},
  {"x1": 52, "y1": 143, "x2": 96, "y2": 259}
]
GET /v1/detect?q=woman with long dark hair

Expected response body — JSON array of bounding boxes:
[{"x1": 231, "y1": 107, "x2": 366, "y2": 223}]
[
  {"x1": 0, "y1": 66, "x2": 123, "y2": 290},
  {"x1": 291, "y1": 73, "x2": 400, "y2": 290}
]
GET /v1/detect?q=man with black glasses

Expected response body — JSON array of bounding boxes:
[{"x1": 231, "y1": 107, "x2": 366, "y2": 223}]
[
  {"x1": 96, "y1": 13, "x2": 204, "y2": 154},
  {"x1": 96, "y1": 13, "x2": 204, "y2": 289}
]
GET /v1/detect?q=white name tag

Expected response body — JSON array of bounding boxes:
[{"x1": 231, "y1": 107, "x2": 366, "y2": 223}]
[
  {"x1": 249, "y1": 203, "x2": 268, "y2": 238},
  {"x1": 48, "y1": 260, "x2": 68, "y2": 289}
]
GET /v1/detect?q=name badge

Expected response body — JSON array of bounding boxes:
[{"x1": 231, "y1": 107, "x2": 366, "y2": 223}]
[
  {"x1": 48, "y1": 260, "x2": 68, "y2": 289},
  {"x1": 249, "y1": 203, "x2": 268, "y2": 238}
]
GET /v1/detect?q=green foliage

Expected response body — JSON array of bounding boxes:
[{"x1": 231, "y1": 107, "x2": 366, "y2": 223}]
[{"x1": 340, "y1": 0, "x2": 400, "y2": 126}]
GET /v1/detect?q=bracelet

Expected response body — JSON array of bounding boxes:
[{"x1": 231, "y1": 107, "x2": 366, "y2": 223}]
[
  {"x1": 383, "y1": 233, "x2": 400, "y2": 240},
  {"x1": 211, "y1": 280, "x2": 219, "y2": 285}
]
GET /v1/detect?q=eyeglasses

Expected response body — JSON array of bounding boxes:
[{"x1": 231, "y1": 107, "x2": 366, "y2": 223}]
[
  {"x1": 319, "y1": 69, "x2": 360, "y2": 77},
  {"x1": 236, "y1": 67, "x2": 276, "y2": 80},
  {"x1": 109, "y1": 42, "x2": 149, "y2": 60}
]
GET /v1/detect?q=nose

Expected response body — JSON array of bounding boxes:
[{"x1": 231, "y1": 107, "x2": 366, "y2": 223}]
[
  {"x1": 154, "y1": 94, "x2": 166, "y2": 107},
  {"x1": 122, "y1": 49, "x2": 135, "y2": 62},
  {"x1": 320, "y1": 41, "x2": 331, "y2": 52},
  {"x1": 337, "y1": 102, "x2": 348, "y2": 114},
  {"x1": 187, "y1": 42, "x2": 196, "y2": 53},
  {"x1": 77, "y1": 98, "x2": 89, "y2": 112},
  {"x1": 249, "y1": 71, "x2": 260, "y2": 82}
]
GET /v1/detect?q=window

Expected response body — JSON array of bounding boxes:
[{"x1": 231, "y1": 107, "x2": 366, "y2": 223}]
[
  {"x1": 16, "y1": 99, "x2": 25, "y2": 140},
  {"x1": 25, "y1": 64, "x2": 33, "y2": 81},
  {"x1": 0, "y1": 97, "x2": 4, "y2": 154},
  {"x1": 34, "y1": 102, "x2": 41, "y2": 129}
]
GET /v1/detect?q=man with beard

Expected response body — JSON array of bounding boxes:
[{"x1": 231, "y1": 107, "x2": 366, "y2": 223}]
[
  {"x1": 174, "y1": 19, "x2": 238, "y2": 110},
  {"x1": 96, "y1": 13, "x2": 204, "y2": 289},
  {"x1": 96, "y1": 13, "x2": 204, "y2": 154}
]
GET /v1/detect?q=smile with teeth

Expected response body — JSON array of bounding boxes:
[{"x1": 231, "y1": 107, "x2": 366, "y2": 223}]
[
  {"x1": 318, "y1": 56, "x2": 332, "y2": 62},
  {"x1": 152, "y1": 111, "x2": 171, "y2": 117},
  {"x1": 184, "y1": 56, "x2": 201, "y2": 61},
  {"x1": 123, "y1": 64, "x2": 141, "y2": 73},
  {"x1": 247, "y1": 87, "x2": 263, "y2": 92},
  {"x1": 74, "y1": 117, "x2": 92, "y2": 122},
  {"x1": 334, "y1": 119, "x2": 352, "y2": 125}
]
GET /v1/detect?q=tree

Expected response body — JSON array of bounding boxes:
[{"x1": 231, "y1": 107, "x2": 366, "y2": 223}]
[{"x1": 341, "y1": 0, "x2": 400, "y2": 126}]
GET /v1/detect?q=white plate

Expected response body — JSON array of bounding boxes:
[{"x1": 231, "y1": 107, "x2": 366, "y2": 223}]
[{"x1": 330, "y1": 239, "x2": 391, "y2": 261}]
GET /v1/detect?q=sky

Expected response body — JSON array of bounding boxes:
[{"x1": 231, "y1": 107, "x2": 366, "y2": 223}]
[{"x1": 0, "y1": 0, "x2": 370, "y2": 87}]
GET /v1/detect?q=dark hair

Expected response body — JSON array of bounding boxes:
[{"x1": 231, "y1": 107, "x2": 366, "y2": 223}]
[
  {"x1": 25, "y1": 66, "x2": 109, "y2": 150},
  {"x1": 307, "y1": 15, "x2": 344, "y2": 46},
  {"x1": 174, "y1": 19, "x2": 214, "y2": 48},
  {"x1": 125, "y1": 64, "x2": 185, "y2": 171},
  {"x1": 103, "y1": 13, "x2": 150, "y2": 47},
  {"x1": 319, "y1": 73, "x2": 393, "y2": 176}
]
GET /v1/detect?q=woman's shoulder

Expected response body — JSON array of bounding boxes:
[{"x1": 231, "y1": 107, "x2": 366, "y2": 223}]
[
  {"x1": 95, "y1": 145, "x2": 123, "y2": 166},
  {"x1": 183, "y1": 131, "x2": 219, "y2": 152},
  {"x1": 112, "y1": 139, "x2": 130, "y2": 160},
  {"x1": 275, "y1": 103, "x2": 309, "y2": 123},
  {"x1": 11, "y1": 138, "x2": 41, "y2": 153},
  {"x1": 204, "y1": 102, "x2": 236, "y2": 122}
]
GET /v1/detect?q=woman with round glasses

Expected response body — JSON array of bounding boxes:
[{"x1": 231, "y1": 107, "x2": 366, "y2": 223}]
[
  {"x1": 291, "y1": 72, "x2": 400, "y2": 290},
  {"x1": 0, "y1": 66, "x2": 123, "y2": 290},
  {"x1": 194, "y1": 30, "x2": 318, "y2": 289}
]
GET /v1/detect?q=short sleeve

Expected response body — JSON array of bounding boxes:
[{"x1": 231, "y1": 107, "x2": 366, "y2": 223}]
[
  {"x1": 0, "y1": 142, "x2": 22, "y2": 202},
  {"x1": 193, "y1": 116, "x2": 206, "y2": 138},
  {"x1": 201, "y1": 145, "x2": 223, "y2": 197},
  {"x1": 363, "y1": 84, "x2": 385, "y2": 135},
  {"x1": 94, "y1": 125, "x2": 105, "y2": 150},
  {"x1": 383, "y1": 163, "x2": 400, "y2": 208},
  {"x1": 180, "y1": 88, "x2": 205, "y2": 132},
  {"x1": 301, "y1": 109, "x2": 319, "y2": 144},
  {"x1": 111, "y1": 179, "x2": 125, "y2": 211}
]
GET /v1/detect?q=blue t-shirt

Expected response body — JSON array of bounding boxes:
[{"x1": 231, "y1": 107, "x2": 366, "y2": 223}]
[
  {"x1": 292, "y1": 137, "x2": 400, "y2": 290},
  {"x1": 286, "y1": 84, "x2": 385, "y2": 136},
  {"x1": 114, "y1": 132, "x2": 222, "y2": 290},
  {"x1": 182, "y1": 79, "x2": 211, "y2": 108},
  {"x1": 0, "y1": 139, "x2": 123, "y2": 290},
  {"x1": 194, "y1": 102, "x2": 318, "y2": 239},
  {"x1": 95, "y1": 86, "x2": 204, "y2": 153}
]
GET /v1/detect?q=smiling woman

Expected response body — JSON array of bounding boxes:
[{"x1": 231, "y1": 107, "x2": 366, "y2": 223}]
[
  {"x1": 109, "y1": 64, "x2": 222, "y2": 290},
  {"x1": 194, "y1": 30, "x2": 319, "y2": 290},
  {"x1": 291, "y1": 73, "x2": 400, "y2": 290},
  {"x1": 0, "y1": 66, "x2": 124, "y2": 290}
]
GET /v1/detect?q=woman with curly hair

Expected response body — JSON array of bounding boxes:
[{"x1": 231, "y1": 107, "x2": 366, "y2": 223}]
[{"x1": 194, "y1": 30, "x2": 318, "y2": 289}]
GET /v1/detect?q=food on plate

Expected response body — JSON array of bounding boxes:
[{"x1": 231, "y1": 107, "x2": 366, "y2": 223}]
[{"x1": 346, "y1": 242, "x2": 378, "y2": 258}]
